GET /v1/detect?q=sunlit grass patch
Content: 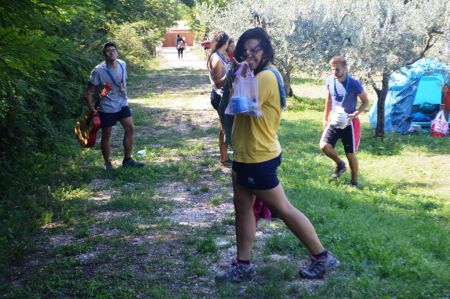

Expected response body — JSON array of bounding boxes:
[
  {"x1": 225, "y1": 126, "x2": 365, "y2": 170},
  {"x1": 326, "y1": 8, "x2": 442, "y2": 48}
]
[
  {"x1": 288, "y1": 95, "x2": 324, "y2": 112},
  {"x1": 209, "y1": 194, "x2": 225, "y2": 206},
  {"x1": 51, "y1": 185, "x2": 92, "y2": 202},
  {"x1": 263, "y1": 232, "x2": 305, "y2": 258},
  {"x1": 273, "y1": 98, "x2": 450, "y2": 297},
  {"x1": 291, "y1": 75, "x2": 324, "y2": 86}
]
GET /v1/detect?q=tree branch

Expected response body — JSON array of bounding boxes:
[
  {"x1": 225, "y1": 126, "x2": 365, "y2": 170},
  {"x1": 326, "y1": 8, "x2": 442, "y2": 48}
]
[
  {"x1": 407, "y1": 29, "x2": 444, "y2": 65},
  {"x1": 367, "y1": 72, "x2": 380, "y2": 93},
  {"x1": 338, "y1": 11, "x2": 350, "y2": 26}
]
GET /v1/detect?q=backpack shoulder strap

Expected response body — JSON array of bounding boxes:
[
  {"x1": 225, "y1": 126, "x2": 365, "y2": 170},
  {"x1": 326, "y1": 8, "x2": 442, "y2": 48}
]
[{"x1": 263, "y1": 67, "x2": 286, "y2": 108}]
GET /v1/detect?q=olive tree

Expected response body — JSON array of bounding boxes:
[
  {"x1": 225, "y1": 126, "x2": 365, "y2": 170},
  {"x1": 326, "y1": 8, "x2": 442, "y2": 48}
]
[
  {"x1": 196, "y1": 0, "x2": 449, "y2": 137},
  {"x1": 324, "y1": 0, "x2": 449, "y2": 136},
  {"x1": 195, "y1": 0, "x2": 312, "y2": 95}
]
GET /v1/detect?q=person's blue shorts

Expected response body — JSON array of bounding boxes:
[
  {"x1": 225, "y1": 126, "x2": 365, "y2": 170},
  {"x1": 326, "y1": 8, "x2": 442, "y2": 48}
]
[
  {"x1": 99, "y1": 106, "x2": 132, "y2": 128},
  {"x1": 232, "y1": 154, "x2": 282, "y2": 190}
]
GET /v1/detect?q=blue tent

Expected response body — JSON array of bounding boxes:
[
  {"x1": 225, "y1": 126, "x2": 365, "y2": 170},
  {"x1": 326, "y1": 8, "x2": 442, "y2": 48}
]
[{"x1": 369, "y1": 58, "x2": 450, "y2": 133}]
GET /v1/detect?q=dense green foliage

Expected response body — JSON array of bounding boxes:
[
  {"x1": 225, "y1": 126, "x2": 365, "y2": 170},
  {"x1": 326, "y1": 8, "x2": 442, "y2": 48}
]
[{"x1": 0, "y1": 0, "x2": 180, "y2": 274}]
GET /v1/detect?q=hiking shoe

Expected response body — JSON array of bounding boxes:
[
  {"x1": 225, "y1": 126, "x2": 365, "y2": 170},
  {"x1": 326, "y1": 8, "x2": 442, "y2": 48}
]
[
  {"x1": 299, "y1": 251, "x2": 340, "y2": 279},
  {"x1": 215, "y1": 260, "x2": 256, "y2": 283},
  {"x1": 122, "y1": 158, "x2": 145, "y2": 168},
  {"x1": 331, "y1": 161, "x2": 346, "y2": 179},
  {"x1": 104, "y1": 161, "x2": 113, "y2": 171},
  {"x1": 347, "y1": 180, "x2": 358, "y2": 188}
]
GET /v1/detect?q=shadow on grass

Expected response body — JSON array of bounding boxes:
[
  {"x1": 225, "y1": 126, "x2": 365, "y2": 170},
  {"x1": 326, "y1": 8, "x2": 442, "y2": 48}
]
[
  {"x1": 0, "y1": 95, "x2": 220, "y2": 286},
  {"x1": 129, "y1": 68, "x2": 210, "y2": 96},
  {"x1": 4, "y1": 223, "x2": 223, "y2": 298}
]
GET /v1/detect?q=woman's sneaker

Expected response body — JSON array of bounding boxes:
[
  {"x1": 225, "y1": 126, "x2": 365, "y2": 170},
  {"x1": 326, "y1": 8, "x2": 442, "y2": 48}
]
[
  {"x1": 299, "y1": 251, "x2": 340, "y2": 279},
  {"x1": 331, "y1": 161, "x2": 346, "y2": 179},
  {"x1": 104, "y1": 161, "x2": 113, "y2": 171},
  {"x1": 347, "y1": 180, "x2": 358, "y2": 188},
  {"x1": 122, "y1": 158, "x2": 145, "y2": 168},
  {"x1": 215, "y1": 260, "x2": 256, "y2": 283}
]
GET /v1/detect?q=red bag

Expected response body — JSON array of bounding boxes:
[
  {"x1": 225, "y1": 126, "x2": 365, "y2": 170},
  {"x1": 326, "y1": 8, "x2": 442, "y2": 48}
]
[{"x1": 430, "y1": 111, "x2": 448, "y2": 137}]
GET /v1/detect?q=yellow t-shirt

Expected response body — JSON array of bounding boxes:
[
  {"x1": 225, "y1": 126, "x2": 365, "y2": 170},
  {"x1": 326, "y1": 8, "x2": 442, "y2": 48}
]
[{"x1": 232, "y1": 66, "x2": 282, "y2": 163}]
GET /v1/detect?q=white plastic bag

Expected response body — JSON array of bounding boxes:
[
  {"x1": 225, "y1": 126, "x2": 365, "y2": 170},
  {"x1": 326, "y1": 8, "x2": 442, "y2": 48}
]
[
  {"x1": 330, "y1": 106, "x2": 349, "y2": 129},
  {"x1": 431, "y1": 110, "x2": 448, "y2": 137},
  {"x1": 225, "y1": 64, "x2": 261, "y2": 117}
]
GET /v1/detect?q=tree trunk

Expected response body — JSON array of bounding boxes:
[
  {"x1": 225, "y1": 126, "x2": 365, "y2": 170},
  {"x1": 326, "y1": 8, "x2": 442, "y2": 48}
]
[
  {"x1": 375, "y1": 71, "x2": 390, "y2": 137},
  {"x1": 275, "y1": 58, "x2": 294, "y2": 97},
  {"x1": 281, "y1": 69, "x2": 293, "y2": 97}
]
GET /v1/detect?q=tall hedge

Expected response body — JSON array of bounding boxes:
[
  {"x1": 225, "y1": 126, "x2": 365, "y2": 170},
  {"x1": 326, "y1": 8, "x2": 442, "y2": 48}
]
[{"x1": 0, "y1": 0, "x2": 180, "y2": 273}]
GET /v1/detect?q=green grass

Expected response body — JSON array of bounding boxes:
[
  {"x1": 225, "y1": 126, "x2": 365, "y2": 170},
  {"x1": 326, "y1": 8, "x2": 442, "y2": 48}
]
[
  {"x1": 290, "y1": 75, "x2": 324, "y2": 86},
  {"x1": 276, "y1": 96, "x2": 450, "y2": 298},
  {"x1": 1, "y1": 63, "x2": 449, "y2": 298}
]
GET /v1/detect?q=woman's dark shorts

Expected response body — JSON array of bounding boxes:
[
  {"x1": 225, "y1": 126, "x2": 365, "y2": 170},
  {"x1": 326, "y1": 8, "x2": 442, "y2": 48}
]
[
  {"x1": 99, "y1": 106, "x2": 132, "y2": 128},
  {"x1": 210, "y1": 89, "x2": 221, "y2": 111},
  {"x1": 232, "y1": 154, "x2": 282, "y2": 190}
]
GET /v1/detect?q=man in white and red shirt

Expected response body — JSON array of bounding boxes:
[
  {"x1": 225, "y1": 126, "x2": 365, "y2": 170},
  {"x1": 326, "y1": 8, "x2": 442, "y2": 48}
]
[{"x1": 320, "y1": 56, "x2": 369, "y2": 187}]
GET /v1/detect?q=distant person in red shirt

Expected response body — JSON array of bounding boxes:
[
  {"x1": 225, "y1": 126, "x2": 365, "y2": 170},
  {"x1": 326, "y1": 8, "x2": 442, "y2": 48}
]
[{"x1": 201, "y1": 33, "x2": 211, "y2": 59}]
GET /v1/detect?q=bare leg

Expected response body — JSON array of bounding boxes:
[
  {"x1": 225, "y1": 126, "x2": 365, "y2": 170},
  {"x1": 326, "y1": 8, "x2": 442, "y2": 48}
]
[
  {"x1": 120, "y1": 116, "x2": 135, "y2": 160},
  {"x1": 101, "y1": 127, "x2": 112, "y2": 163},
  {"x1": 232, "y1": 172, "x2": 256, "y2": 261},
  {"x1": 320, "y1": 142, "x2": 343, "y2": 164},
  {"x1": 219, "y1": 119, "x2": 228, "y2": 162},
  {"x1": 254, "y1": 184, "x2": 325, "y2": 255},
  {"x1": 345, "y1": 152, "x2": 358, "y2": 182}
]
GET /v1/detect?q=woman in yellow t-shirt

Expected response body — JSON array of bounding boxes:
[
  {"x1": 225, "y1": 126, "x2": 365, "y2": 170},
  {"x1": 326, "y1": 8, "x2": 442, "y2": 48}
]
[{"x1": 216, "y1": 28, "x2": 339, "y2": 282}]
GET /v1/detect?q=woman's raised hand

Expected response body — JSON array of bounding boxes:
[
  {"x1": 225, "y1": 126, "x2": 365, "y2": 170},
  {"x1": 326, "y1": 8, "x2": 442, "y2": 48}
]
[{"x1": 232, "y1": 57, "x2": 250, "y2": 77}]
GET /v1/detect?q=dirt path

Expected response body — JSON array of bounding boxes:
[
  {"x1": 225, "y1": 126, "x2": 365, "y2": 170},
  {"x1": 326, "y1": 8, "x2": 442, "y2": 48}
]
[
  {"x1": 125, "y1": 48, "x2": 325, "y2": 296},
  {"x1": 5, "y1": 47, "x2": 326, "y2": 298},
  {"x1": 129, "y1": 47, "x2": 234, "y2": 229},
  {"x1": 157, "y1": 46, "x2": 207, "y2": 70}
]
